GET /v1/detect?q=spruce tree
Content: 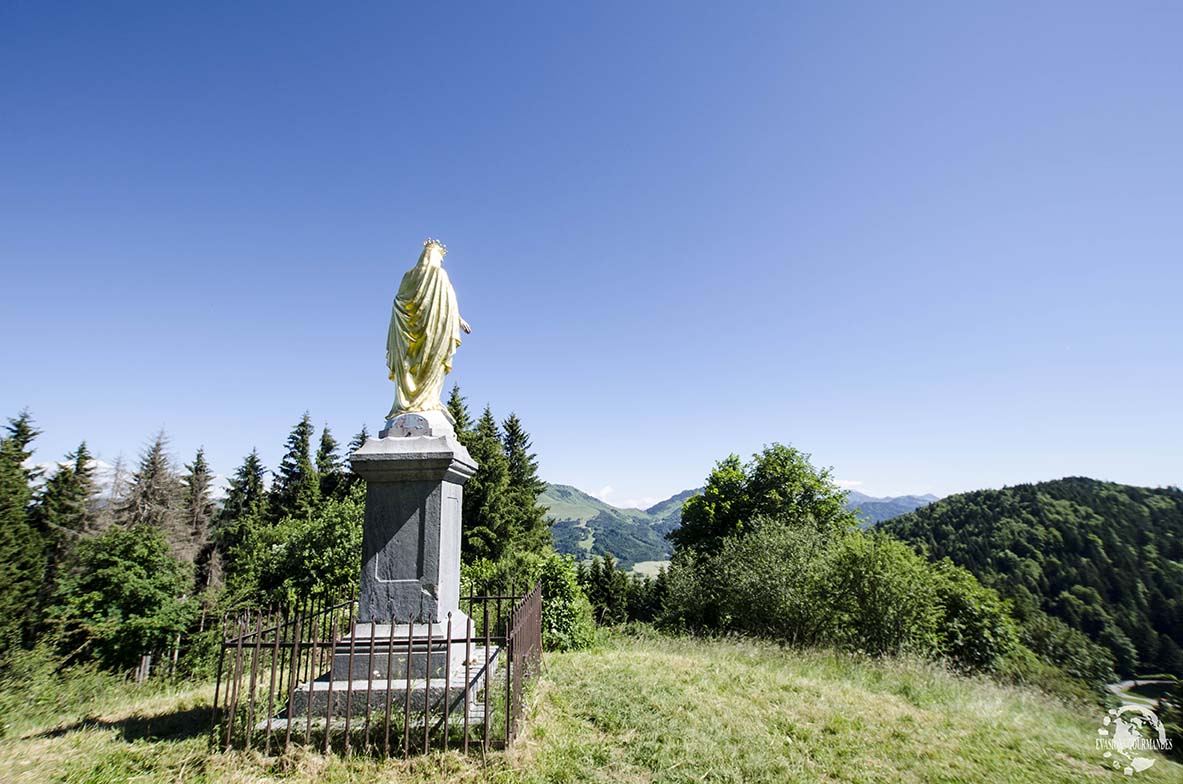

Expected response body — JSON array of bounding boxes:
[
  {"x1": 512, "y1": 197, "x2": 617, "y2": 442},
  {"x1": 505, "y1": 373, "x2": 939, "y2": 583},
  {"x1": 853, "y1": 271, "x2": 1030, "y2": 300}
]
[
  {"x1": 222, "y1": 449, "x2": 268, "y2": 522},
  {"x1": 35, "y1": 442, "x2": 97, "y2": 614},
  {"x1": 340, "y1": 425, "x2": 370, "y2": 495},
  {"x1": 119, "y1": 432, "x2": 185, "y2": 556},
  {"x1": 0, "y1": 413, "x2": 46, "y2": 653},
  {"x1": 271, "y1": 413, "x2": 320, "y2": 520},
  {"x1": 182, "y1": 448, "x2": 217, "y2": 587},
  {"x1": 316, "y1": 425, "x2": 343, "y2": 500},
  {"x1": 215, "y1": 448, "x2": 269, "y2": 579},
  {"x1": 346, "y1": 425, "x2": 370, "y2": 455},
  {"x1": 501, "y1": 412, "x2": 551, "y2": 555},
  {"x1": 447, "y1": 385, "x2": 472, "y2": 434},
  {"x1": 458, "y1": 406, "x2": 512, "y2": 560},
  {"x1": 39, "y1": 441, "x2": 97, "y2": 537}
]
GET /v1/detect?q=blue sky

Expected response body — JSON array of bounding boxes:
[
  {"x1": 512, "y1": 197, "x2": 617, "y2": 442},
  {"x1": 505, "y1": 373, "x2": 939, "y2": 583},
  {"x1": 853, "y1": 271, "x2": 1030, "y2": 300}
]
[{"x1": 2, "y1": 3, "x2": 1180, "y2": 506}]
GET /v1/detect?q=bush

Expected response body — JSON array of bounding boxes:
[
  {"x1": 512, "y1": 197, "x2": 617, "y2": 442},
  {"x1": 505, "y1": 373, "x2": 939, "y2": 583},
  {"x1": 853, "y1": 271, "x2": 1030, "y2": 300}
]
[
  {"x1": 663, "y1": 521, "x2": 1019, "y2": 671},
  {"x1": 1018, "y1": 612, "x2": 1117, "y2": 687},
  {"x1": 46, "y1": 525, "x2": 196, "y2": 672},
  {"x1": 929, "y1": 559, "x2": 1018, "y2": 671},
  {"x1": 462, "y1": 549, "x2": 594, "y2": 652}
]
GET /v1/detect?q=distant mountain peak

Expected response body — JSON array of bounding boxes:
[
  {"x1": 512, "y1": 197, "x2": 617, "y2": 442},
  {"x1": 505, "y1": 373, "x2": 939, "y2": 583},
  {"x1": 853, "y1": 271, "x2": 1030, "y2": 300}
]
[{"x1": 541, "y1": 482, "x2": 938, "y2": 566}]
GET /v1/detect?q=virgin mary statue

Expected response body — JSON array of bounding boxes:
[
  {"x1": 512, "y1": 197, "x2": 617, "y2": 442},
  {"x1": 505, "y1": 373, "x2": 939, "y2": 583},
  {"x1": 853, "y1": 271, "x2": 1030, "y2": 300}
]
[{"x1": 385, "y1": 238, "x2": 471, "y2": 423}]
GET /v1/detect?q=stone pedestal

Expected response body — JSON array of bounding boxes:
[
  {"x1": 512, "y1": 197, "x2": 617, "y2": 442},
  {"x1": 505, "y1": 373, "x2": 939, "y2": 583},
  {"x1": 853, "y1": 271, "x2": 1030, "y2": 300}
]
[
  {"x1": 348, "y1": 411, "x2": 476, "y2": 625},
  {"x1": 281, "y1": 411, "x2": 485, "y2": 721}
]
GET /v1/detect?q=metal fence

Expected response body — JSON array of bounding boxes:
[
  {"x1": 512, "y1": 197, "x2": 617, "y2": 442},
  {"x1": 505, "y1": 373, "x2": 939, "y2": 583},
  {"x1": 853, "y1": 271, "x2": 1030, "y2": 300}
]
[{"x1": 210, "y1": 582, "x2": 543, "y2": 757}]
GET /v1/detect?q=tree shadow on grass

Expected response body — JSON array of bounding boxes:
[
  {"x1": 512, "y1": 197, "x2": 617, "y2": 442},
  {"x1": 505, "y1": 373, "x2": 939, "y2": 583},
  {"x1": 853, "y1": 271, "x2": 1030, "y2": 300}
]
[{"x1": 27, "y1": 704, "x2": 213, "y2": 743}]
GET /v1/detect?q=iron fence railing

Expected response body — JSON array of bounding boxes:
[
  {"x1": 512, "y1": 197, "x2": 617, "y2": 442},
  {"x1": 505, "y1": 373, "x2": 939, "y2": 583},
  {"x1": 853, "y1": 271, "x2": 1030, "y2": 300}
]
[{"x1": 210, "y1": 582, "x2": 543, "y2": 757}]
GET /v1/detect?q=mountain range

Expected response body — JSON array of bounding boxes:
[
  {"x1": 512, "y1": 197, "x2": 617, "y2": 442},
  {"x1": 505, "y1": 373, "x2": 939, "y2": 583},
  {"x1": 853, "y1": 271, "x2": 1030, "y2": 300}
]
[{"x1": 542, "y1": 483, "x2": 938, "y2": 569}]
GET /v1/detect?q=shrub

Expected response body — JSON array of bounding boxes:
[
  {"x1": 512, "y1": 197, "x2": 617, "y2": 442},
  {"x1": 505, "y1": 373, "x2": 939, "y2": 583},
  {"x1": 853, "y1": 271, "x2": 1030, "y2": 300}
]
[
  {"x1": 663, "y1": 522, "x2": 1019, "y2": 671},
  {"x1": 46, "y1": 525, "x2": 196, "y2": 672},
  {"x1": 462, "y1": 549, "x2": 594, "y2": 652},
  {"x1": 830, "y1": 533, "x2": 941, "y2": 657},
  {"x1": 929, "y1": 558, "x2": 1018, "y2": 671}
]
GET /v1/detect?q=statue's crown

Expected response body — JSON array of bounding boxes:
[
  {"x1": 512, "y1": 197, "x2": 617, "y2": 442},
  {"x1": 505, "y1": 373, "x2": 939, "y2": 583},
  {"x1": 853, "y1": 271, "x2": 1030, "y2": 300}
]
[{"x1": 423, "y1": 237, "x2": 447, "y2": 257}]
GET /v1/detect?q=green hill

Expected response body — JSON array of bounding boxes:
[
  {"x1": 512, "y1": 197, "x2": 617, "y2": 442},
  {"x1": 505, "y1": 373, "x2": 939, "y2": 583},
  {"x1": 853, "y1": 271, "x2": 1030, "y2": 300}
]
[
  {"x1": 5, "y1": 633, "x2": 1180, "y2": 782},
  {"x1": 542, "y1": 483, "x2": 936, "y2": 567},
  {"x1": 542, "y1": 484, "x2": 671, "y2": 568},
  {"x1": 881, "y1": 477, "x2": 1183, "y2": 677}
]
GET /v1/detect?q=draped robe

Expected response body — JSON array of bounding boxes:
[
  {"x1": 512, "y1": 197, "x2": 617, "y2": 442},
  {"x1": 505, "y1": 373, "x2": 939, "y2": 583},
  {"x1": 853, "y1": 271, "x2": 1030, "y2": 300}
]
[{"x1": 385, "y1": 244, "x2": 463, "y2": 420}]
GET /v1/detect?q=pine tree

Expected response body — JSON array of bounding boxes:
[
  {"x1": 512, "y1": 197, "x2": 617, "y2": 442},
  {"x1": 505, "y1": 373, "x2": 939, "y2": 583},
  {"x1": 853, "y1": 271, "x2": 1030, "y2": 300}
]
[
  {"x1": 214, "y1": 448, "x2": 269, "y2": 580},
  {"x1": 39, "y1": 441, "x2": 97, "y2": 537},
  {"x1": 316, "y1": 425, "x2": 343, "y2": 500},
  {"x1": 447, "y1": 386, "x2": 472, "y2": 434},
  {"x1": 340, "y1": 425, "x2": 370, "y2": 495},
  {"x1": 458, "y1": 406, "x2": 512, "y2": 560},
  {"x1": 119, "y1": 431, "x2": 185, "y2": 555},
  {"x1": 182, "y1": 448, "x2": 216, "y2": 588},
  {"x1": 271, "y1": 413, "x2": 320, "y2": 520},
  {"x1": 347, "y1": 425, "x2": 370, "y2": 455},
  {"x1": 0, "y1": 412, "x2": 46, "y2": 653},
  {"x1": 35, "y1": 441, "x2": 97, "y2": 614},
  {"x1": 501, "y1": 412, "x2": 551, "y2": 555}
]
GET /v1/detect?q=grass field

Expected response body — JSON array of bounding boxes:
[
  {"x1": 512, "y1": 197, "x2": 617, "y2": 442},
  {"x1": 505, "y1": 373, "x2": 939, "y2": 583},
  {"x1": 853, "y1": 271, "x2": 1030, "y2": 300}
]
[{"x1": 2, "y1": 632, "x2": 1179, "y2": 783}]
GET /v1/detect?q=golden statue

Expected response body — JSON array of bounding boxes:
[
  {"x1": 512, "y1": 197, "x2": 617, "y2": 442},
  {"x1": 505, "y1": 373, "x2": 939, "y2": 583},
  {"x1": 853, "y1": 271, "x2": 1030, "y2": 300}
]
[{"x1": 385, "y1": 238, "x2": 471, "y2": 424}]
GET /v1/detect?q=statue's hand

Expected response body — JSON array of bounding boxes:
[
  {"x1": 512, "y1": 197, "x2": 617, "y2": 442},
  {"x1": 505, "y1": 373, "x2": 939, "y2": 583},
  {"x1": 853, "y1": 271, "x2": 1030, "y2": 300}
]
[{"x1": 460, "y1": 319, "x2": 472, "y2": 334}]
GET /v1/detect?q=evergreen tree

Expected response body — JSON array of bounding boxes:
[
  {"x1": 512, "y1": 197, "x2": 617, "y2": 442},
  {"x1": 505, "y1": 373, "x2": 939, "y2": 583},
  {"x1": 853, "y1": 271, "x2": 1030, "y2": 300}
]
[
  {"x1": 501, "y1": 412, "x2": 551, "y2": 555},
  {"x1": 221, "y1": 449, "x2": 268, "y2": 523},
  {"x1": 458, "y1": 406, "x2": 512, "y2": 560},
  {"x1": 316, "y1": 425, "x2": 343, "y2": 500},
  {"x1": 35, "y1": 441, "x2": 97, "y2": 616},
  {"x1": 347, "y1": 425, "x2": 370, "y2": 455},
  {"x1": 447, "y1": 385, "x2": 472, "y2": 434},
  {"x1": 182, "y1": 448, "x2": 217, "y2": 588},
  {"x1": 0, "y1": 412, "x2": 46, "y2": 653},
  {"x1": 39, "y1": 441, "x2": 97, "y2": 537},
  {"x1": 271, "y1": 413, "x2": 320, "y2": 520},
  {"x1": 340, "y1": 425, "x2": 370, "y2": 495},
  {"x1": 119, "y1": 432, "x2": 185, "y2": 554}
]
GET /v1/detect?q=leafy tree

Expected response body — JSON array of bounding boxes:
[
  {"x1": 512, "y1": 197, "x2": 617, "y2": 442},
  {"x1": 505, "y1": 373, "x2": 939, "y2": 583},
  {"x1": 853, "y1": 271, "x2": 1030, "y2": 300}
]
[
  {"x1": 224, "y1": 484, "x2": 364, "y2": 608},
  {"x1": 669, "y1": 444, "x2": 856, "y2": 556},
  {"x1": 271, "y1": 413, "x2": 320, "y2": 520},
  {"x1": 446, "y1": 385, "x2": 472, "y2": 433},
  {"x1": 48, "y1": 524, "x2": 195, "y2": 671},
  {"x1": 458, "y1": 407, "x2": 512, "y2": 560},
  {"x1": 501, "y1": 412, "x2": 551, "y2": 555},
  {"x1": 316, "y1": 425, "x2": 344, "y2": 500},
  {"x1": 461, "y1": 549, "x2": 594, "y2": 651},
  {"x1": 0, "y1": 413, "x2": 46, "y2": 654}
]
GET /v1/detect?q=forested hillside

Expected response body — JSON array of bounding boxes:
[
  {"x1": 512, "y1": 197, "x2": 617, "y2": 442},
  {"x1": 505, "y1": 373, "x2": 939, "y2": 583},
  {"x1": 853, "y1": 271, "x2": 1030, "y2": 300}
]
[
  {"x1": 543, "y1": 484, "x2": 935, "y2": 566},
  {"x1": 542, "y1": 484, "x2": 685, "y2": 568},
  {"x1": 881, "y1": 477, "x2": 1183, "y2": 676}
]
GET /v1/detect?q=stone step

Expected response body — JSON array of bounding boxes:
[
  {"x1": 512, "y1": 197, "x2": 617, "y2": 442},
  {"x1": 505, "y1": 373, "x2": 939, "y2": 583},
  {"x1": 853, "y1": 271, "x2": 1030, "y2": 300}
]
[{"x1": 286, "y1": 645, "x2": 500, "y2": 719}]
